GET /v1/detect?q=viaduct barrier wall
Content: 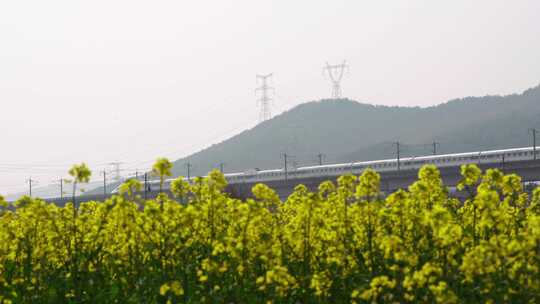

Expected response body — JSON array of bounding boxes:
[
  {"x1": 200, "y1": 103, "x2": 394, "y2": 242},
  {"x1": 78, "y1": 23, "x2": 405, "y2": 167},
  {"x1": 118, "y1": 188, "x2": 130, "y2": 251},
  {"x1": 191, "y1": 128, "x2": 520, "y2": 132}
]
[
  {"x1": 226, "y1": 159, "x2": 540, "y2": 200},
  {"x1": 42, "y1": 159, "x2": 540, "y2": 205}
]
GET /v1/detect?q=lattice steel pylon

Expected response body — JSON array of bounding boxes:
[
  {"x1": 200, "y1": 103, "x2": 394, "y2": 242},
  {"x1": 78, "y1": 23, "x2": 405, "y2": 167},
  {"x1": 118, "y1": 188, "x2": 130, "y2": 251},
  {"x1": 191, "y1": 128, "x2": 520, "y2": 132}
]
[
  {"x1": 255, "y1": 73, "x2": 274, "y2": 123},
  {"x1": 324, "y1": 61, "x2": 349, "y2": 99}
]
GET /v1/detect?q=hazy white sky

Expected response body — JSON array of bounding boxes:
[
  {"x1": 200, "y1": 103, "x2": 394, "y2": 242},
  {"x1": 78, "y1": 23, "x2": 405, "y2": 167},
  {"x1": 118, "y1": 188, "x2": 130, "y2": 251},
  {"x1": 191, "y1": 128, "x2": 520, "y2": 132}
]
[{"x1": 1, "y1": 0, "x2": 540, "y2": 194}]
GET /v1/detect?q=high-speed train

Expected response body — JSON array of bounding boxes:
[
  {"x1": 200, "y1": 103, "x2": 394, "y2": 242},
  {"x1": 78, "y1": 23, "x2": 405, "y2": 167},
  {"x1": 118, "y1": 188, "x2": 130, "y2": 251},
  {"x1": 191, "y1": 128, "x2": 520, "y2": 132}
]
[{"x1": 113, "y1": 146, "x2": 538, "y2": 193}]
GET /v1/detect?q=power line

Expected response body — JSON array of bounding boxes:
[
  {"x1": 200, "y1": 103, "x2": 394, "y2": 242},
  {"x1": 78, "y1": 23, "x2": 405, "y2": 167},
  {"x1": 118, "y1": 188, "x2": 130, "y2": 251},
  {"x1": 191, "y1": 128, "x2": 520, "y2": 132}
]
[
  {"x1": 123, "y1": 118, "x2": 257, "y2": 173},
  {"x1": 255, "y1": 73, "x2": 275, "y2": 123},
  {"x1": 109, "y1": 102, "x2": 254, "y2": 165}
]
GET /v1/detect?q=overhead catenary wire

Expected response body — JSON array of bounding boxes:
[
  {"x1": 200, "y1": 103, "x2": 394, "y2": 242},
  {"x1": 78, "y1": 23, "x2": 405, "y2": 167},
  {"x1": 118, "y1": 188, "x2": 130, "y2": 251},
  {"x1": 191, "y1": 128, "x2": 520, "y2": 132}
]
[{"x1": 123, "y1": 117, "x2": 258, "y2": 173}]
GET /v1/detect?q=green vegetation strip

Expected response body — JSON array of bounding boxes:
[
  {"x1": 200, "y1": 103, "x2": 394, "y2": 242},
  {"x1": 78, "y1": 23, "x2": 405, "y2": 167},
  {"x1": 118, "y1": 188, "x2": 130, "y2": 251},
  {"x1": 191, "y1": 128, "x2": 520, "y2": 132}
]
[{"x1": 0, "y1": 162, "x2": 540, "y2": 303}]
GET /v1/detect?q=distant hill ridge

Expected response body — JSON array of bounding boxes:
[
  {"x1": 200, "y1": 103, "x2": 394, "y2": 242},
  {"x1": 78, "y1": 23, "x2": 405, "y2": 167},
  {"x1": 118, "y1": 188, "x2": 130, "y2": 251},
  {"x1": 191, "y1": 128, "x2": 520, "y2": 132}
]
[
  {"x1": 171, "y1": 84, "x2": 540, "y2": 177},
  {"x1": 11, "y1": 84, "x2": 539, "y2": 200}
]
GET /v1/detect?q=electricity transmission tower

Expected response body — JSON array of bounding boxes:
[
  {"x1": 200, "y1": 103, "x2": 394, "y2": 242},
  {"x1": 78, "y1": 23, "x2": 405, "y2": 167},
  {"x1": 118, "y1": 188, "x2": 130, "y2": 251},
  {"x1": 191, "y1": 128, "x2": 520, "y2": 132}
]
[
  {"x1": 324, "y1": 61, "x2": 349, "y2": 99},
  {"x1": 255, "y1": 73, "x2": 274, "y2": 123}
]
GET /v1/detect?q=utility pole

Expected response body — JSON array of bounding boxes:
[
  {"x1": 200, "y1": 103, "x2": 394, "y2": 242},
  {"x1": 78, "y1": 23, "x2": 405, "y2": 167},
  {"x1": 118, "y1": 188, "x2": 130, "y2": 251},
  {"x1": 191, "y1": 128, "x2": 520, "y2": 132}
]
[
  {"x1": 59, "y1": 178, "x2": 63, "y2": 199},
  {"x1": 27, "y1": 177, "x2": 36, "y2": 197},
  {"x1": 144, "y1": 172, "x2": 148, "y2": 200},
  {"x1": 394, "y1": 142, "x2": 401, "y2": 171},
  {"x1": 186, "y1": 163, "x2": 192, "y2": 181},
  {"x1": 52, "y1": 178, "x2": 64, "y2": 199},
  {"x1": 54, "y1": 178, "x2": 64, "y2": 199},
  {"x1": 529, "y1": 128, "x2": 538, "y2": 160},
  {"x1": 282, "y1": 153, "x2": 289, "y2": 181},
  {"x1": 102, "y1": 171, "x2": 107, "y2": 196},
  {"x1": 317, "y1": 153, "x2": 325, "y2": 166},
  {"x1": 324, "y1": 60, "x2": 349, "y2": 99},
  {"x1": 432, "y1": 141, "x2": 440, "y2": 155},
  {"x1": 255, "y1": 73, "x2": 274, "y2": 123}
]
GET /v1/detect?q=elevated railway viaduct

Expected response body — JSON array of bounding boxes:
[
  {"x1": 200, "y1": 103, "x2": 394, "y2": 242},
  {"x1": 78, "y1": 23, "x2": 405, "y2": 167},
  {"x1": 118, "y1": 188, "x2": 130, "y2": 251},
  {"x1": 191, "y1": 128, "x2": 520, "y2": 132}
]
[
  {"x1": 227, "y1": 158, "x2": 540, "y2": 200},
  {"x1": 45, "y1": 158, "x2": 540, "y2": 205}
]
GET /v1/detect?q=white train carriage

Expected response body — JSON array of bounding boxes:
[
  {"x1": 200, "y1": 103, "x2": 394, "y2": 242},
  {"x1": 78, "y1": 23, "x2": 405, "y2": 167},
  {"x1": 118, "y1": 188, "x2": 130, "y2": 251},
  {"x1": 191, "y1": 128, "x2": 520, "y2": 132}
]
[{"x1": 113, "y1": 147, "x2": 538, "y2": 193}]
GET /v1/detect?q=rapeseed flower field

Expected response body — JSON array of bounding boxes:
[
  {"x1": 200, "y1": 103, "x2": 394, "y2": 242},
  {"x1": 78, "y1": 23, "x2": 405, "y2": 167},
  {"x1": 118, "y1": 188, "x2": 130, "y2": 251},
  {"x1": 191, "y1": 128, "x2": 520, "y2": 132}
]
[{"x1": 0, "y1": 164, "x2": 539, "y2": 303}]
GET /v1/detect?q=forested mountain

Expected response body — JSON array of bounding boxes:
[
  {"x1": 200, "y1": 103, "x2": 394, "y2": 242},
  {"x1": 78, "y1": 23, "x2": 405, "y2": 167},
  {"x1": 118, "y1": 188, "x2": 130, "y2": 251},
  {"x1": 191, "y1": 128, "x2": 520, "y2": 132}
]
[
  {"x1": 10, "y1": 84, "x2": 539, "y2": 200},
  {"x1": 171, "y1": 84, "x2": 540, "y2": 177}
]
